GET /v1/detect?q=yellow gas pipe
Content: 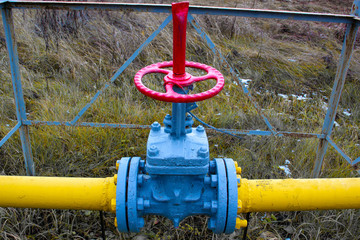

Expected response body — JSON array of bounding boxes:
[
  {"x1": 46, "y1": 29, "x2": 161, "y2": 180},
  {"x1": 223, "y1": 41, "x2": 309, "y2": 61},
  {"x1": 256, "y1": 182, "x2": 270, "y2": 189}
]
[
  {"x1": 0, "y1": 175, "x2": 116, "y2": 212},
  {"x1": 238, "y1": 177, "x2": 360, "y2": 213},
  {"x1": 1, "y1": 175, "x2": 360, "y2": 225}
]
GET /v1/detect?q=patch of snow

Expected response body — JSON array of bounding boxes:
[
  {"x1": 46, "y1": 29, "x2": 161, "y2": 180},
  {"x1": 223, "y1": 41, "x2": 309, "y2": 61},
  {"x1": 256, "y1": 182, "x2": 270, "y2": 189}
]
[
  {"x1": 285, "y1": 159, "x2": 291, "y2": 165},
  {"x1": 321, "y1": 102, "x2": 328, "y2": 111},
  {"x1": 278, "y1": 94, "x2": 289, "y2": 99},
  {"x1": 216, "y1": 113, "x2": 222, "y2": 116},
  {"x1": 343, "y1": 109, "x2": 351, "y2": 116},
  {"x1": 279, "y1": 165, "x2": 291, "y2": 177},
  {"x1": 334, "y1": 121, "x2": 340, "y2": 127},
  {"x1": 291, "y1": 94, "x2": 310, "y2": 100},
  {"x1": 278, "y1": 93, "x2": 310, "y2": 101},
  {"x1": 241, "y1": 79, "x2": 252, "y2": 85},
  {"x1": 6, "y1": 124, "x2": 9, "y2": 127},
  {"x1": 288, "y1": 59, "x2": 297, "y2": 62},
  {"x1": 236, "y1": 79, "x2": 252, "y2": 89}
]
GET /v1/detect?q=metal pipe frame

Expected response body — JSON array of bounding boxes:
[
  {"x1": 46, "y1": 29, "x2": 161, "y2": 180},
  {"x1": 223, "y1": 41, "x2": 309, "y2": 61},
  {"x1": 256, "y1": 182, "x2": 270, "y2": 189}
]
[
  {"x1": 0, "y1": 1, "x2": 355, "y2": 24},
  {"x1": 0, "y1": 0, "x2": 359, "y2": 176},
  {"x1": 1, "y1": 7, "x2": 35, "y2": 176}
]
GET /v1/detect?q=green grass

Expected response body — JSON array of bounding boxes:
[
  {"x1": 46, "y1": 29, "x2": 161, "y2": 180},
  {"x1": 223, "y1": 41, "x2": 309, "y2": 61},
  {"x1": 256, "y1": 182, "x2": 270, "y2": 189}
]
[{"x1": 1, "y1": 0, "x2": 360, "y2": 239}]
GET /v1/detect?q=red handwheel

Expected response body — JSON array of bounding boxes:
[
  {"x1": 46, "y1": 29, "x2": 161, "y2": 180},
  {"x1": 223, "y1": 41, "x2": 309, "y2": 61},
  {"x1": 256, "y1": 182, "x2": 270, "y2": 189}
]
[
  {"x1": 134, "y1": 1, "x2": 224, "y2": 103},
  {"x1": 134, "y1": 61, "x2": 224, "y2": 103}
]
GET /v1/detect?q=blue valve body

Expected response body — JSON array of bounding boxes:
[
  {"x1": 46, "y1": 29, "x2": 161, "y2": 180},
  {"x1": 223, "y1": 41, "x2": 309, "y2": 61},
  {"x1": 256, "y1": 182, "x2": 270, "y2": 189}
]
[{"x1": 116, "y1": 103, "x2": 238, "y2": 234}]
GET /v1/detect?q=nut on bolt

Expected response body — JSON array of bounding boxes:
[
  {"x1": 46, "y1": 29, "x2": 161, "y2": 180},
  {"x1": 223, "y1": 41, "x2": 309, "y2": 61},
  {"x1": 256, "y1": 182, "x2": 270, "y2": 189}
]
[
  {"x1": 208, "y1": 218, "x2": 216, "y2": 230},
  {"x1": 137, "y1": 174, "x2": 144, "y2": 186},
  {"x1": 196, "y1": 125, "x2": 205, "y2": 132},
  {"x1": 114, "y1": 174, "x2": 118, "y2": 185},
  {"x1": 237, "y1": 174, "x2": 241, "y2": 187},
  {"x1": 204, "y1": 176, "x2": 211, "y2": 185},
  {"x1": 209, "y1": 160, "x2": 216, "y2": 174},
  {"x1": 151, "y1": 121, "x2": 161, "y2": 131},
  {"x1": 203, "y1": 201, "x2": 211, "y2": 210},
  {"x1": 137, "y1": 198, "x2": 150, "y2": 211},
  {"x1": 211, "y1": 200, "x2": 218, "y2": 213},
  {"x1": 164, "y1": 114, "x2": 172, "y2": 120},
  {"x1": 111, "y1": 198, "x2": 116, "y2": 212},
  {"x1": 210, "y1": 174, "x2": 218, "y2": 188},
  {"x1": 197, "y1": 147, "x2": 208, "y2": 158},
  {"x1": 235, "y1": 218, "x2": 247, "y2": 229},
  {"x1": 234, "y1": 161, "x2": 242, "y2": 174},
  {"x1": 139, "y1": 159, "x2": 145, "y2": 171},
  {"x1": 148, "y1": 145, "x2": 159, "y2": 156},
  {"x1": 137, "y1": 198, "x2": 145, "y2": 211}
]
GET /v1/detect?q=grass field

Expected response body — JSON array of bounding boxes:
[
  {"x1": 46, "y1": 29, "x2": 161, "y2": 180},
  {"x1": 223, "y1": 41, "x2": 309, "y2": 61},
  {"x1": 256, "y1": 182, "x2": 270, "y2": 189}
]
[{"x1": 1, "y1": 0, "x2": 360, "y2": 239}]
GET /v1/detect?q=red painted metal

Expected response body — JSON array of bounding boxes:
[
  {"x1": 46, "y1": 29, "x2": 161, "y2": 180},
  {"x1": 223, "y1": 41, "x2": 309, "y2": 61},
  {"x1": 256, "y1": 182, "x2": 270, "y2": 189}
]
[
  {"x1": 134, "y1": 1, "x2": 224, "y2": 102},
  {"x1": 172, "y1": 1, "x2": 188, "y2": 76},
  {"x1": 134, "y1": 61, "x2": 224, "y2": 103}
]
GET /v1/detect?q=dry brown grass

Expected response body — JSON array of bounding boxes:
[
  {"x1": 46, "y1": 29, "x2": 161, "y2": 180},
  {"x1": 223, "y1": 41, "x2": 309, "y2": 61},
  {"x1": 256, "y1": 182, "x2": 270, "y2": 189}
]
[{"x1": 0, "y1": 0, "x2": 360, "y2": 239}]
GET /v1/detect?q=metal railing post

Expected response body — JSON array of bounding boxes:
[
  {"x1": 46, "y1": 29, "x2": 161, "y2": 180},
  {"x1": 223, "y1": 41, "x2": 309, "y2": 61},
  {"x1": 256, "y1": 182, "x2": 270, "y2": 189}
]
[
  {"x1": 2, "y1": 6, "x2": 35, "y2": 175},
  {"x1": 311, "y1": 1, "x2": 359, "y2": 177}
]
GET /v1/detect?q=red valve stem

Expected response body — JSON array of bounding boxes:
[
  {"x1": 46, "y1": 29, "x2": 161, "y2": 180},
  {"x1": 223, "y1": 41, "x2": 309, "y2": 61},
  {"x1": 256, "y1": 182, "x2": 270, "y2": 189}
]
[{"x1": 172, "y1": 1, "x2": 189, "y2": 77}]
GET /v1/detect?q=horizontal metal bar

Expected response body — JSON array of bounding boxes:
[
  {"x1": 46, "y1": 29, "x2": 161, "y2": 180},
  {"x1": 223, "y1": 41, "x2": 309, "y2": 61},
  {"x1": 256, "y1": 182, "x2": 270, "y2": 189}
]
[
  {"x1": 326, "y1": 135, "x2": 353, "y2": 166},
  {"x1": 189, "y1": 6, "x2": 354, "y2": 23},
  {"x1": 0, "y1": 121, "x2": 21, "y2": 148},
  {"x1": 23, "y1": 120, "x2": 323, "y2": 138},
  {"x1": 214, "y1": 128, "x2": 325, "y2": 138},
  {"x1": 23, "y1": 120, "x2": 151, "y2": 130},
  {"x1": 2, "y1": 1, "x2": 356, "y2": 23}
]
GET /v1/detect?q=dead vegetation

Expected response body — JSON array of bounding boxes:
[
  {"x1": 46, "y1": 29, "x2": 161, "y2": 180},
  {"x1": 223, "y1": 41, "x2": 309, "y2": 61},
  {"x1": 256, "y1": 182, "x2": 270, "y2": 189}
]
[{"x1": 0, "y1": 0, "x2": 360, "y2": 239}]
